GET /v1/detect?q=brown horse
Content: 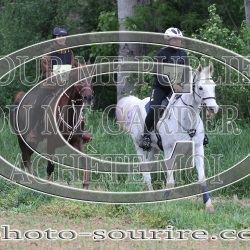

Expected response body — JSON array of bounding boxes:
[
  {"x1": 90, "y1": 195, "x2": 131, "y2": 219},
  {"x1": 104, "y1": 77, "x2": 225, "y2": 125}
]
[{"x1": 10, "y1": 66, "x2": 93, "y2": 189}]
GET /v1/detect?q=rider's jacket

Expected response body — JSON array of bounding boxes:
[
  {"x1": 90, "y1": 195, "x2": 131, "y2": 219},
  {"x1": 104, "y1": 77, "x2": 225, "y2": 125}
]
[
  {"x1": 41, "y1": 42, "x2": 79, "y2": 79},
  {"x1": 153, "y1": 46, "x2": 189, "y2": 88}
]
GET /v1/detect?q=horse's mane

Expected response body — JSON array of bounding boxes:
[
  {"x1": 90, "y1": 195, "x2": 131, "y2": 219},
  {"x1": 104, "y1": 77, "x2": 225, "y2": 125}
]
[{"x1": 13, "y1": 91, "x2": 26, "y2": 105}]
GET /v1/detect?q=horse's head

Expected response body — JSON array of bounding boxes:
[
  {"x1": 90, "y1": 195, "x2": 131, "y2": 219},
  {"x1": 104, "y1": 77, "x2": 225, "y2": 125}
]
[
  {"x1": 71, "y1": 62, "x2": 94, "y2": 106},
  {"x1": 193, "y1": 64, "x2": 219, "y2": 116},
  {"x1": 74, "y1": 79, "x2": 93, "y2": 106}
]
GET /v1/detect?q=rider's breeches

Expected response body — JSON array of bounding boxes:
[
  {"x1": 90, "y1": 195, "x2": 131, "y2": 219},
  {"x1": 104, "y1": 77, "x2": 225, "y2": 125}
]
[{"x1": 143, "y1": 85, "x2": 172, "y2": 135}]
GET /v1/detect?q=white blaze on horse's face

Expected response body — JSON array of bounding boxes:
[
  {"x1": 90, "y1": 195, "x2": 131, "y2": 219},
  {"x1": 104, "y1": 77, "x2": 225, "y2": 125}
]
[{"x1": 194, "y1": 65, "x2": 219, "y2": 116}]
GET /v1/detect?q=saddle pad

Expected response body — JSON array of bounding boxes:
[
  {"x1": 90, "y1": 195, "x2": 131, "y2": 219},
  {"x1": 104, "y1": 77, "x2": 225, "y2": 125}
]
[{"x1": 145, "y1": 101, "x2": 150, "y2": 113}]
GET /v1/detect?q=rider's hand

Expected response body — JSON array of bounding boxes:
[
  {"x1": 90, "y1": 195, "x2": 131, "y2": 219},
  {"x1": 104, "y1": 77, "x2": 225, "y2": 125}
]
[{"x1": 172, "y1": 83, "x2": 183, "y2": 92}]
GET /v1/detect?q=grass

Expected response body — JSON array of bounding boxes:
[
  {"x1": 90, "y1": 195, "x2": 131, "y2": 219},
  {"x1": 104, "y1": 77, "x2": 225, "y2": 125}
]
[
  {"x1": 1, "y1": 111, "x2": 250, "y2": 194},
  {"x1": 0, "y1": 112, "x2": 250, "y2": 249},
  {"x1": 1, "y1": 194, "x2": 250, "y2": 234}
]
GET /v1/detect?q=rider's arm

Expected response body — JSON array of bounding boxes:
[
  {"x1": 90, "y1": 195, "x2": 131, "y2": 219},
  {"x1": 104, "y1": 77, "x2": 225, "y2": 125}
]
[
  {"x1": 180, "y1": 50, "x2": 189, "y2": 66},
  {"x1": 71, "y1": 50, "x2": 86, "y2": 68},
  {"x1": 41, "y1": 52, "x2": 53, "y2": 79}
]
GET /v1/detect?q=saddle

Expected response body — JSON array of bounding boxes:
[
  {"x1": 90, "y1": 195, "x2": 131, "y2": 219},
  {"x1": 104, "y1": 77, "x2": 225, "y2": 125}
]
[{"x1": 144, "y1": 94, "x2": 209, "y2": 151}]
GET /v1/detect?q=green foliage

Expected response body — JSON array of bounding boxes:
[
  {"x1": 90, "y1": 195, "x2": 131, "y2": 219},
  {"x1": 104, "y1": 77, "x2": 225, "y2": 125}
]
[
  {"x1": 124, "y1": 0, "x2": 245, "y2": 35},
  {"x1": 0, "y1": 0, "x2": 248, "y2": 114},
  {"x1": 90, "y1": 11, "x2": 119, "y2": 110},
  {"x1": 0, "y1": 0, "x2": 117, "y2": 112},
  {"x1": 193, "y1": 5, "x2": 248, "y2": 53},
  {"x1": 123, "y1": 2, "x2": 250, "y2": 117},
  {"x1": 0, "y1": 0, "x2": 59, "y2": 111},
  {"x1": 193, "y1": 4, "x2": 250, "y2": 120},
  {"x1": 90, "y1": 11, "x2": 119, "y2": 59}
]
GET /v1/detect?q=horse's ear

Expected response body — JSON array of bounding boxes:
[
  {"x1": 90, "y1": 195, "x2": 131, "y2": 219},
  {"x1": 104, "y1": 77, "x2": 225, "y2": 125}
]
[
  {"x1": 209, "y1": 63, "x2": 214, "y2": 76},
  {"x1": 197, "y1": 64, "x2": 202, "y2": 73}
]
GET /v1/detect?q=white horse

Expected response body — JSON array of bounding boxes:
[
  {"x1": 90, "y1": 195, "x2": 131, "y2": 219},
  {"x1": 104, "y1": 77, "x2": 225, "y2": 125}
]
[{"x1": 116, "y1": 65, "x2": 218, "y2": 212}]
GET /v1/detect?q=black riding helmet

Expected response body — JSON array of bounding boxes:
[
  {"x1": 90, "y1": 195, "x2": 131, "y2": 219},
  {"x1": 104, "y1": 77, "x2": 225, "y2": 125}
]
[{"x1": 52, "y1": 26, "x2": 68, "y2": 38}]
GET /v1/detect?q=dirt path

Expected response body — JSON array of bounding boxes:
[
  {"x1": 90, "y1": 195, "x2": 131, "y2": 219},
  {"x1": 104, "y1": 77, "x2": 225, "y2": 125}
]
[{"x1": 0, "y1": 206, "x2": 249, "y2": 250}]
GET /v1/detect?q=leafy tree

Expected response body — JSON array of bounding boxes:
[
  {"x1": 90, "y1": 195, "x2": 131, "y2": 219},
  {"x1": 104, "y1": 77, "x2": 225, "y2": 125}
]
[
  {"x1": 124, "y1": 0, "x2": 245, "y2": 36},
  {"x1": 0, "y1": 0, "x2": 116, "y2": 111},
  {"x1": 90, "y1": 11, "x2": 119, "y2": 111},
  {"x1": 193, "y1": 4, "x2": 250, "y2": 121}
]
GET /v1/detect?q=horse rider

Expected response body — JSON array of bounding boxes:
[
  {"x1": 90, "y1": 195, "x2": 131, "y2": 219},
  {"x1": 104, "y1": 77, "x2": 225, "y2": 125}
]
[
  {"x1": 26, "y1": 26, "x2": 91, "y2": 144},
  {"x1": 139, "y1": 27, "x2": 189, "y2": 151}
]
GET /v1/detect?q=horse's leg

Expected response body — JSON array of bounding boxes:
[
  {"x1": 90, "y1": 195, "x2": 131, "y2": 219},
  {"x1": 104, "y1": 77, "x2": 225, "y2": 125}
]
[
  {"x1": 71, "y1": 137, "x2": 89, "y2": 189},
  {"x1": 47, "y1": 142, "x2": 55, "y2": 181},
  {"x1": 18, "y1": 137, "x2": 33, "y2": 174},
  {"x1": 145, "y1": 146, "x2": 160, "y2": 190},
  {"x1": 47, "y1": 161, "x2": 55, "y2": 181},
  {"x1": 81, "y1": 147, "x2": 90, "y2": 190},
  {"x1": 164, "y1": 148, "x2": 175, "y2": 189},
  {"x1": 195, "y1": 145, "x2": 214, "y2": 213},
  {"x1": 134, "y1": 143, "x2": 156, "y2": 190},
  {"x1": 21, "y1": 152, "x2": 32, "y2": 174}
]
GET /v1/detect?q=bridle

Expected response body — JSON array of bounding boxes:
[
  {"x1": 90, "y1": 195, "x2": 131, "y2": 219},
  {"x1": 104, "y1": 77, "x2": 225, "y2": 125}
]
[
  {"x1": 176, "y1": 71, "x2": 216, "y2": 139},
  {"x1": 57, "y1": 84, "x2": 93, "y2": 141},
  {"x1": 191, "y1": 72, "x2": 216, "y2": 108},
  {"x1": 64, "y1": 85, "x2": 93, "y2": 103}
]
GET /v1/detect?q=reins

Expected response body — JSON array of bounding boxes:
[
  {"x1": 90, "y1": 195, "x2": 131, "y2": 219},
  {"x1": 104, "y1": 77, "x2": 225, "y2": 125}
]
[
  {"x1": 57, "y1": 85, "x2": 92, "y2": 142},
  {"x1": 171, "y1": 73, "x2": 216, "y2": 140}
]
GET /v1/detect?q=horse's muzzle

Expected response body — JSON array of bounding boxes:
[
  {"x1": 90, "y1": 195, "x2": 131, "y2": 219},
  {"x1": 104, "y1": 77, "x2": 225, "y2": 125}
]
[
  {"x1": 83, "y1": 95, "x2": 93, "y2": 105},
  {"x1": 206, "y1": 106, "x2": 219, "y2": 116}
]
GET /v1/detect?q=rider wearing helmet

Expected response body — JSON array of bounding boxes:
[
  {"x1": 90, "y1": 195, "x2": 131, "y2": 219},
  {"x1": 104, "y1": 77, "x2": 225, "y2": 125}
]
[
  {"x1": 139, "y1": 27, "x2": 189, "y2": 151},
  {"x1": 41, "y1": 26, "x2": 79, "y2": 79},
  {"x1": 26, "y1": 26, "x2": 80, "y2": 143}
]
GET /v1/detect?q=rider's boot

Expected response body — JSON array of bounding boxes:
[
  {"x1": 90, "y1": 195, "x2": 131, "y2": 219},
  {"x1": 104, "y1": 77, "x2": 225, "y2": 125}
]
[{"x1": 139, "y1": 134, "x2": 152, "y2": 151}]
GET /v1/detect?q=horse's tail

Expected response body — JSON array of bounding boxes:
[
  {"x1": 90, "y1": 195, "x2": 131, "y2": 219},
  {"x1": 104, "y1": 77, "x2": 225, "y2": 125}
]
[
  {"x1": 116, "y1": 95, "x2": 141, "y2": 131},
  {"x1": 9, "y1": 91, "x2": 26, "y2": 132},
  {"x1": 13, "y1": 91, "x2": 26, "y2": 105}
]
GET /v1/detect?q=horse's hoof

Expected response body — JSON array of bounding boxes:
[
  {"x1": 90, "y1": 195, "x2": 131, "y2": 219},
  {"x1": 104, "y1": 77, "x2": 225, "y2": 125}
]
[
  {"x1": 205, "y1": 199, "x2": 215, "y2": 213},
  {"x1": 164, "y1": 183, "x2": 175, "y2": 199},
  {"x1": 47, "y1": 175, "x2": 52, "y2": 181},
  {"x1": 82, "y1": 183, "x2": 89, "y2": 189},
  {"x1": 206, "y1": 205, "x2": 215, "y2": 213},
  {"x1": 143, "y1": 185, "x2": 153, "y2": 191},
  {"x1": 164, "y1": 190, "x2": 171, "y2": 199},
  {"x1": 166, "y1": 183, "x2": 175, "y2": 189}
]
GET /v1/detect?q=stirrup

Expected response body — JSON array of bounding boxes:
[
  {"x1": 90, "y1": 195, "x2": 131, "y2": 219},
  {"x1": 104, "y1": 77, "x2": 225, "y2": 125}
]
[
  {"x1": 139, "y1": 135, "x2": 151, "y2": 151},
  {"x1": 203, "y1": 134, "x2": 209, "y2": 147}
]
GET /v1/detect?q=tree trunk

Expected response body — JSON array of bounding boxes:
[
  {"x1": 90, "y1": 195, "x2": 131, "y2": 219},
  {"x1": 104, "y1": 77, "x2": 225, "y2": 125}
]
[
  {"x1": 244, "y1": 0, "x2": 250, "y2": 48},
  {"x1": 117, "y1": 0, "x2": 150, "y2": 101},
  {"x1": 245, "y1": 0, "x2": 250, "y2": 24}
]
